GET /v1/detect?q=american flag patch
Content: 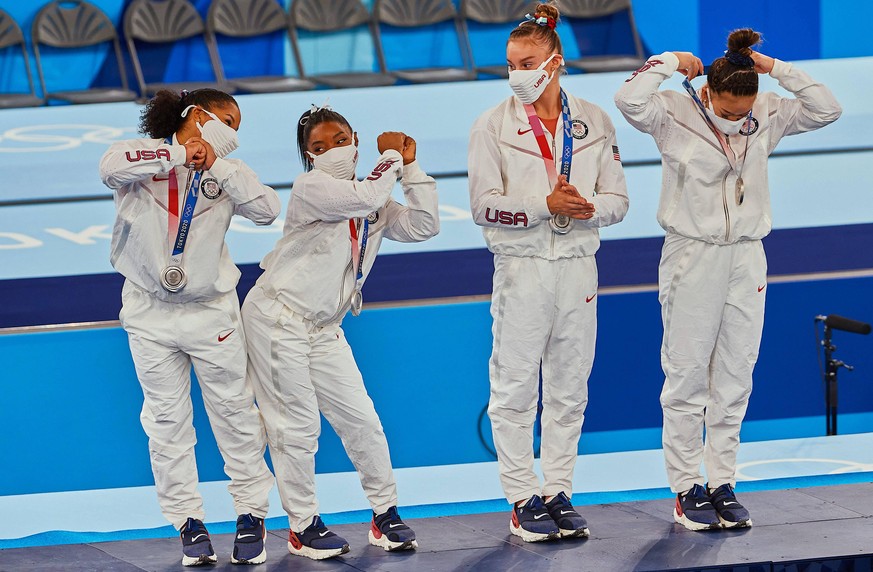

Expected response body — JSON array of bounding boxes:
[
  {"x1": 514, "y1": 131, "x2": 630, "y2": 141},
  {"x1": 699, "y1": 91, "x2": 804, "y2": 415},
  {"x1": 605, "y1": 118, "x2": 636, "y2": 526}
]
[{"x1": 612, "y1": 145, "x2": 621, "y2": 162}]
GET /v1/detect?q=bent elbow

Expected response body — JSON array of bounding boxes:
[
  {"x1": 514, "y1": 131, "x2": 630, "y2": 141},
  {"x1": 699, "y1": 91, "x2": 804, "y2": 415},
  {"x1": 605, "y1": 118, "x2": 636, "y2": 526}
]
[
  {"x1": 823, "y1": 102, "x2": 843, "y2": 124},
  {"x1": 252, "y1": 212, "x2": 279, "y2": 226}
]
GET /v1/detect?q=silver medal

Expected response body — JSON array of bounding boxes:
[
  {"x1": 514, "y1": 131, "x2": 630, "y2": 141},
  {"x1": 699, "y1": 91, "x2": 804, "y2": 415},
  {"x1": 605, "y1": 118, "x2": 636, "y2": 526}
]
[
  {"x1": 549, "y1": 214, "x2": 573, "y2": 234},
  {"x1": 160, "y1": 265, "x2": 187, "y2": 292},
  {"x1": 351, "y1": 289, "x2": 363, "y2": 316},
  {"x1": 735, "y1": 178, "x2": 745, "y2": 206}
]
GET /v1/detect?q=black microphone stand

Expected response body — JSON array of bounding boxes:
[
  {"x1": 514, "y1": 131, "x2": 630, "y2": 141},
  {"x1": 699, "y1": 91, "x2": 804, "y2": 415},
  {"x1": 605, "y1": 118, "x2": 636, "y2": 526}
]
[{"x1": 822, "y1": 324, "x2": 854, "y2": 436}]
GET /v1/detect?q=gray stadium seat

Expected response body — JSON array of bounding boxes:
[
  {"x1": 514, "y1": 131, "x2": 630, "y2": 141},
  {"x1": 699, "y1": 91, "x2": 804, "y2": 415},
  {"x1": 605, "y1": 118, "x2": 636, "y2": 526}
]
[
  {"x1": 124, "y1": 0, "x2": 228, "y2": 97},
  {"x1": 373, "y1": 0, "x2": 477, "y2": 84},
  {"x1": 0, "y1": 9, "x2": 43, "y2": 108},
  {"x1": 207, "y1": 0, "x2": 317, "y2": 94},
  {"x1": 461, "y1": 0, "x2": 535, "y2": 78},
  {"x1": 31, "y1": 0, "x2": 137, "y2": 104},
  {"x1": 560, "y1": 0, "x2": 646, "y2": 73},
  {"x1": 289, "y1": 0, "x2": 396, "y2": 89}
]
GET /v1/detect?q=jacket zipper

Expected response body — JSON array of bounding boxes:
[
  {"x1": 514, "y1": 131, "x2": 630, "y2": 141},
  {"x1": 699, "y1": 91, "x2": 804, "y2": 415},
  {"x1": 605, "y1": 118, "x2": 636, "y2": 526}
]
[{"x1": 721, "y1": 171, "x2": 731, "y2": 243}]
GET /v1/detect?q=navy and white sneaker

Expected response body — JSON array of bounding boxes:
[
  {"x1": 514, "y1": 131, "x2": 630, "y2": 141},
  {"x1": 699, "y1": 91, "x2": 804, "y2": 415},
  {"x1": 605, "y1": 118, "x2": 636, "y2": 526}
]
[
  {"x1": 544, "y1": 492, "x2": 590, "y2": 538},
  {"x1": 510, "y1": 495, "x2": 559, "y2": 542},
  {"x1": 288, "y1": 515, "x2": 349, "y2": 560},
  {"x1": 180, "y1": 517, "x2": 218, "y2": 566},
  {"x1": 231, "y1": 513, "x2": 266, "y2": 565},
  {"x1": 368, "y1": 506, "x2": 418, "y2": 551},
  {"x1": 674, "y1": 484, "x2": 720, "y2": 531},
  {"x1": 708, "y1": 483, "x2": 752, "y2": 528}
]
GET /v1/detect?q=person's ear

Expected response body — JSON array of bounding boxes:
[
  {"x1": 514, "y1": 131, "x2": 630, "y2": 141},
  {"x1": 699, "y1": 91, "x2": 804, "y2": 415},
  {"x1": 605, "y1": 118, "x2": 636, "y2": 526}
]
[
  {"x1": 353, "y1": 132, "x2": 359, "y2": 147},
  {"x1": 551, "y1": 55, "x2": 563, "y2": 73},
  {"x1": 701, "y1": 84, "x2": 710, "y2": 106}
]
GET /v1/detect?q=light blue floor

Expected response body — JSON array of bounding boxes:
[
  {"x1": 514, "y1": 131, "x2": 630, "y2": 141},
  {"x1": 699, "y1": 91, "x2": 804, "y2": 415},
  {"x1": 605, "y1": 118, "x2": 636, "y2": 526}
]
[
  {"x1": 0, "y1": 57, "x2": 868, "y2": 203},
  {"x1": 3, "y1": 430, "x2": 872, "y2": 549}
]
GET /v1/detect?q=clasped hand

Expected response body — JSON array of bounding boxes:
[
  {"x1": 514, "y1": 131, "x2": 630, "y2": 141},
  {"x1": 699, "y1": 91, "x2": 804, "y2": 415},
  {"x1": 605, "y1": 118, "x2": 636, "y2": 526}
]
[{"x1": 546, "y1": 175, "x2": 595, "y2": 220}]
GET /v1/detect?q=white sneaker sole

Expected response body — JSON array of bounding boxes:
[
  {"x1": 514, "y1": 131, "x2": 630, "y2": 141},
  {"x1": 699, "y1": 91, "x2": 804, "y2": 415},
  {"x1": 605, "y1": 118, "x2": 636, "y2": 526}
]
[
  {"x1": 182, "y1": 553, "x2": 218, "y2": 566},
  {"x1": 673, "y1": 509, "x2": 720, "y2": 531},
  {"x1": 719, "y1": 515, "x2": 753, "y2": 529},
  {"x1": 509, "y1": 522, "x2": 558, "y2": 542},
  {"x1": 559, "y1": 526, "x2": 590, "y2": 539},
  {"x1": 368, "y1": 530, "x2": 418, "y2": 551},
  {"x1": 231, "y1": 546, "x2": 266, "y2": 565},
  {"x1": 288, "y1": 541, "x2": 349, "y2": 560}
]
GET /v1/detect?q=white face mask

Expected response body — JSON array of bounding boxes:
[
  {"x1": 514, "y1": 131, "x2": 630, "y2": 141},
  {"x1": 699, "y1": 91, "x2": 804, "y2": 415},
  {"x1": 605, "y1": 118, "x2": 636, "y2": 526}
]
[
  {"x1": 508, "y1": 54, "x2": 558, "y2": 105},
  {"x1": 181, "y1": 105, "x2": 240, "y2": 158},
  {"x1": 307, "y1": 144, "x2": 358, "y2": 180},
  {"x1": 706, "y1": 99, "x2": 748, "y2": 135}
]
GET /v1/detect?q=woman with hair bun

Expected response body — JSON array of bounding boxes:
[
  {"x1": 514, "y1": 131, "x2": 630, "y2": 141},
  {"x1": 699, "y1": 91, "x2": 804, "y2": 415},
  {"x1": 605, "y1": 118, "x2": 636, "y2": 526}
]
[
  {"x1": 99, "y1": 88, "x2": 280, "y2": 565},
  {"x1": 468, "y1": 2, "x2": 629, "y2": 542},
  {"x1": 615, "y1": 29, "x2": 841, "y2": 531}
]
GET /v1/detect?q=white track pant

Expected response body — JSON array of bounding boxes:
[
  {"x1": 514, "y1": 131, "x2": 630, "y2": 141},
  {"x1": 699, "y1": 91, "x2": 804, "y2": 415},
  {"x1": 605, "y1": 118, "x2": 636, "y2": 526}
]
[
  {"x1": 488, "y1": 254, "x2": 598, "y2": 504},
  {"x1": 241, "y1": 286, "x2": 398, "y2": 532},
  {"x1": 659, "y1": 233, "x2": 767, "y2": 493},
  {"x1": 119, "y1": 281, "x2": 273, "y2": 530}
]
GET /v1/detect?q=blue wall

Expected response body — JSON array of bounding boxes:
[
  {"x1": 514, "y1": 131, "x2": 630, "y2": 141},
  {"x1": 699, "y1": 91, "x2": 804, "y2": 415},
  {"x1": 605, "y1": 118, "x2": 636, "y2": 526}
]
[
  {"x1": 3, "y1": 274, "x2": 871, "y2": 496},
  {"x1": 3, "y1": 0, "x2": 873, "y2": 96}
]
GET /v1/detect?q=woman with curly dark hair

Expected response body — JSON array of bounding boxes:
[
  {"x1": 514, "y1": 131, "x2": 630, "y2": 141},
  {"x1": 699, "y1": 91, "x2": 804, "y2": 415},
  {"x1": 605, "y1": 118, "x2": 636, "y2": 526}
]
[
  {"x1": 616, "y1": 29, "x2": 841, "y2": 531},
  {"x1": 99, "y1": 88, "x2": 280, "y2": 565}
]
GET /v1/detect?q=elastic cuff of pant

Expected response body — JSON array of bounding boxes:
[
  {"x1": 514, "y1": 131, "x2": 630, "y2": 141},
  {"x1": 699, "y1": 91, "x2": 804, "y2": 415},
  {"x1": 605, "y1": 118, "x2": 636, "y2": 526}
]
[
  {"x1": 236, "y1": 508, "x2": 269, "y2": 521},
  {"x1": 541, "y1": 486, "x2": 570, "y2": 499},
  {"x1": 706, "y1": 480, "x2": 735, "y2": 490},
  {"x1": 371, "y1": 499, "x2": 398, "y2": 518},
  {"x1": 172, "y1": 514, "x2": 204, "y2": 531},
  {"x1": 671, "y1": 481, "x2": 704, "y2": 495},
  {"x1": 290, "y1": 512, "x2": 316, "y2": 533},
  {"x1": 508, "y1": 490, "x2": 542, "y2": 506}
]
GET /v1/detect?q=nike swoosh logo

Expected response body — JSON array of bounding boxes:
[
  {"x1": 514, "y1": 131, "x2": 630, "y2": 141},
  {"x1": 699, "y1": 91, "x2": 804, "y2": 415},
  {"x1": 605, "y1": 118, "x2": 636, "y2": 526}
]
[
  {"x1": 218, "y1": 328, "x2": 235, "y2": 342},
  {"x1": 586, "y1": 294, "x2": 596, "y2": 303},
  {"x1": 388, "y1": 523, "x2": 405, "y2": 529},
  {"x1": 559, "y1": 510, "x2": 575, "y2": 515},
  {"x1": 518, "y1": 128, "x2": 533, "y2": 135},
  {"x1": 533, "y1": 514, "x2": 548, "y2": 520},
  {"x1": 191, "y1": 534, "x2": 207, "y2": 542},
  {"x1": 722, "y1": 501, "x2": 738, "y2": 506},
  {"x1": 694, "y1": 502, "x2": 711, "y2": 508},
  {"x1": 318, "y1": 531, "x2": 330, "y2": 537},
  {"x1": 237, "y1": 533, "x2": 256, "y2": 539},
  {"x1": 758, "y1": 285, "x2": 766, "y2": 292}
]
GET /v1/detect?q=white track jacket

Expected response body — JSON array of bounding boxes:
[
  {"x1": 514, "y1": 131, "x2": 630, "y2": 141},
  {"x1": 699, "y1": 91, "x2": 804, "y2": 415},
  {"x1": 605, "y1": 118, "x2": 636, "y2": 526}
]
[
  {"x1": 100, "y1": 136, "x2": 281, "y2": 302},
  {"x1": 614, "y1": 51, "x2": 841, "y2": 244},
  {"x1": 468, "y1": 93, "x2": 628, "y2": 259},
  {"x1": 256, "y1": 150, "x2": 439, "y2": 326}
]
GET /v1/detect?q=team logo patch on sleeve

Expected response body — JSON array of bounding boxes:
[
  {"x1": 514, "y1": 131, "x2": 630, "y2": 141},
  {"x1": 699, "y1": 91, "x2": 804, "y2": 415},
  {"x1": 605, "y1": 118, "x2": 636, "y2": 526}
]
[
  {"x1": 612, "y1": 145, "x2": 621, "y2": 162},
  {"x1": 571, "y1": 119, "x2": 588, "y2": 140},
  {"x1": 201, "y1": 177, "x2": 221, "y2": 199}
]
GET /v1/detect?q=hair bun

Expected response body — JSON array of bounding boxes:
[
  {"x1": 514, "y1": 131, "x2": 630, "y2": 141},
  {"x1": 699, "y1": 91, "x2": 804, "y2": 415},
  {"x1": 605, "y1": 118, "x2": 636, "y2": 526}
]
[
  {"x1": 727, "y1": 28, "x2": 762, "y2": 56},
  {"x1": 534, "y1": 2, "x2": 560, "y2": 23}
]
